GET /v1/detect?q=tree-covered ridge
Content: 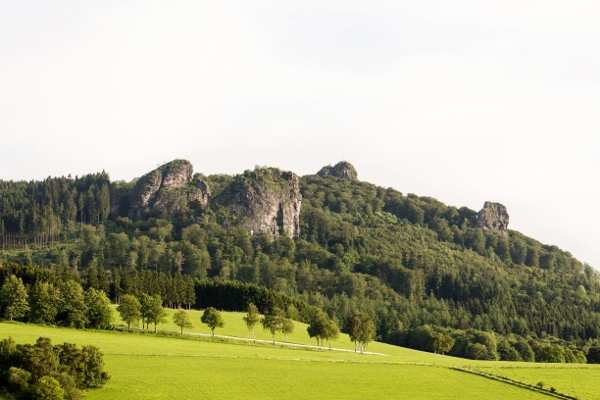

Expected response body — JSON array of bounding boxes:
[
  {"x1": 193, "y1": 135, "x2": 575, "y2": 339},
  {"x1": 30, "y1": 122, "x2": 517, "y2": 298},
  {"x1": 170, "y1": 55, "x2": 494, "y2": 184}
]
[{"x1": 0, "y1": 161, "x2": 599, "y2": 361}]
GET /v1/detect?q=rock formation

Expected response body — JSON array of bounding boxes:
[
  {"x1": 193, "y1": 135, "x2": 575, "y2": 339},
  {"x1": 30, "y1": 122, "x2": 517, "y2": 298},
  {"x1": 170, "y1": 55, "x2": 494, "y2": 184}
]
[
  {"x1": 128, "y1": 160, "x2": 210, "y2": 220},
  {"x1": 219, "y1": 168, "x2": 302, "y2": 239},
  {"x1": 477, "y1": 201, "x2": 509, "y2": 236},
  {"x1": 317, "y1": 161, "x2": 358, "y2": 180}
]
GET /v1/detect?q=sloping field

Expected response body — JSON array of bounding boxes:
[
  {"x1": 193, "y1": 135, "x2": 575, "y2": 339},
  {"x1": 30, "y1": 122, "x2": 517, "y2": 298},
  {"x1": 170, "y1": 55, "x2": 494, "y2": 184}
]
[
  {"x1": 0, "y1": 321, "x2": 556, "y2": 400},
  {"x1": 476, "y1": 365, "x2": 600, "y2": 400}
]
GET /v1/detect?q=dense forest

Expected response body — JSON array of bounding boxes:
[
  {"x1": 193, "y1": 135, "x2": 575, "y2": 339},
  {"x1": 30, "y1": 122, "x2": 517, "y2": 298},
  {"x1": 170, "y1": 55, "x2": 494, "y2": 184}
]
[{"x1": 1, "y1": 160, "x2": 599, "y2": 362}]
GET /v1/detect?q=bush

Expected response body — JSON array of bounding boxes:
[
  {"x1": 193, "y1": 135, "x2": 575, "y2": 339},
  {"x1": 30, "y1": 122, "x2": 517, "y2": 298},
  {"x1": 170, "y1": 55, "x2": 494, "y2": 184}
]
[
  {"x1": 587, "y1": 346, "x2": 600, "y2": 364},
  {"x1": 32, "y1": 376, "x2": 64, "y2": 400},
  {"x1": 465, "y1": 343, "x2": 488, "y2": 360},
  {"x1": 536, "y1": 345, "x2": 565, "y2": 363}
]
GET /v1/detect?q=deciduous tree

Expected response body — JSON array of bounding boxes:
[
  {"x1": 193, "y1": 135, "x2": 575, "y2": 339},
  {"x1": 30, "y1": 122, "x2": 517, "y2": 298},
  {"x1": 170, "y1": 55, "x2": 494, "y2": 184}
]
[
  {"x1": 0, "y1": 275, "x2": 29, "y2": 321},
  {"x1": 347, "y1": 312, "x2": 375, "y2": 353},
  {"x1": 57, "y1": 280, "x2": 87, "y2": 329},
  {"x1": 173, "y1": 309, "x2": 194, "y2": 334},
  {"x1": 117, "y1": 294, "x2": 141, "y2": 331},
  {"x1": 243, "y1": 303, "x2": 260, "y2": 343},
  {"x1": 201, "y1": 307, "x2": 224, "y2": 336},
  {"x1": 28, "y1": 281, "x2": 60, "y2": 325},
  {"x1": 261, "y1": 307, "x2": 285, "y2": 344},
  {"x1": 281, "y1": 317, "x2": 294, "y2": 343},
  {"x1": 147, "y1": 295, "x2": 167, "y2": 333},
  {"x1": 85, "y1": 288, "x2": 112, "y2": 329}
]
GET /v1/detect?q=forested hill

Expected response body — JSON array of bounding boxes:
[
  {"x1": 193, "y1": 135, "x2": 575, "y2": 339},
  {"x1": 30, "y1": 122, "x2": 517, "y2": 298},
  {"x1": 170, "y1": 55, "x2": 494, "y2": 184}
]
[{"x1": 1, "y1": 159, "x2": 599, "y2": 359}]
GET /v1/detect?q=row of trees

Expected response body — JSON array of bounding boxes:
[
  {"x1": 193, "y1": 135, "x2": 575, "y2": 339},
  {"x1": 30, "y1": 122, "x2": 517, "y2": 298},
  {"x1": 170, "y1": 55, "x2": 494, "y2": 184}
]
[
  {"x1": 2, "y1": 165, "x2": 600, "y2": 361},
  {"x1": 0, "y1": 274, "x2": 112, "y2": 330},
  {"x1": 0, "y1": 336, "x2": 110, "y2": 400}
]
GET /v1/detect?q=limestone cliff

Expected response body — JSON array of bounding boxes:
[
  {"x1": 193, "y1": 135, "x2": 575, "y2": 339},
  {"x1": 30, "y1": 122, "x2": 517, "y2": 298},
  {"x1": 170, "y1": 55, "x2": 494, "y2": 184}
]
[
  {"x1": 317, "y1": 161, "x2": 358, "y2": 180},
  {"x1": 218, "y1": 167, "x2": 302, "y2": 239},
  {"x1": 128, "y1": 160, "x2": 210, "y2": 220},
  {"x1": 477, "y1": 201, "x2": 509, "y2": 236}
]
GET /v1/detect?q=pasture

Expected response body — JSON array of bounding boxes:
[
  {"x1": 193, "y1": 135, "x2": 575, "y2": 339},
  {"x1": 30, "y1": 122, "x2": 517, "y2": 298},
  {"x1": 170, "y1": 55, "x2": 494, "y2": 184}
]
[{"x1": 0, "y1": 309, "x2": 598, "y2": 399}]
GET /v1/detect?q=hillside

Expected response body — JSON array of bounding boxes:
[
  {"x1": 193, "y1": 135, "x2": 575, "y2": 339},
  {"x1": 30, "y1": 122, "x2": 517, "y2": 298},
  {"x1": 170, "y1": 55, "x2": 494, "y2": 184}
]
[
  {"x1": 1, "y1": 159, "x2": 599, "y2": 359},
  {"x1": 3, "y1": 317, "x2": 599, "y2": 400}
]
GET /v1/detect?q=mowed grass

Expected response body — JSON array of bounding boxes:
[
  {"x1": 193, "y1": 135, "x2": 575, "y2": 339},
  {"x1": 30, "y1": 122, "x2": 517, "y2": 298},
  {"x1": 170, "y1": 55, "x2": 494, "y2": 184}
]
[
  {"x1": 110, "y1": 306, "x2": 466, "y2": 363},
  {"x1": 476, "y1": 365, "x2": 600, "y2": 400},
  {"x1": 0, "y1": 322, "x2": 554, "y2": 400}
]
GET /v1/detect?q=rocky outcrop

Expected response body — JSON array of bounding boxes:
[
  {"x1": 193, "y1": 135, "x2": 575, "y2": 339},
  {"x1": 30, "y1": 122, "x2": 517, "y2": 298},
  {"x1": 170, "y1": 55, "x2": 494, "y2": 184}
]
[
  {"x1": 477, "y1": 201, "x2": 509, "y2": 236},
  {"x1": 128, "y1": 160, "x2": 210, "y2": 220},
  {"x1": 317, "y1": 161, "x2": 358, "y2": 180},
  {"x1": 220, "y1": 168, "x2": 302, "y2": 239}
]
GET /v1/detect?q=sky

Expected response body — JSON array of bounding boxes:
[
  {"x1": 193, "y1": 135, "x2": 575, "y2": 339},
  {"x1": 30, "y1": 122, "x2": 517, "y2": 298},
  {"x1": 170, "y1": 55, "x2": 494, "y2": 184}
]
[{"x1": 1, "y1": 0, "x2": 599, "y2": 268}]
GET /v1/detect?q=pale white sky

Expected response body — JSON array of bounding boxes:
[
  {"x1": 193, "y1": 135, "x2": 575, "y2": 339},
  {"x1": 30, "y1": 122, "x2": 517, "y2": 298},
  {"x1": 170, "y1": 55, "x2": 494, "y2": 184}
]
[{"x1": 1, "y1": 0, "x2": 599, "y2": 268}]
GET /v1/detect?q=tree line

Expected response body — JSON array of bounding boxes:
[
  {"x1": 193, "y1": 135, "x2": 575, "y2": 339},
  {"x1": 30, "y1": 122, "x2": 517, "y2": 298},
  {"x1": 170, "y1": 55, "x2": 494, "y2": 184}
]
[{"x1": 1, "y1": 166, "x2": 600, "y2": 363}]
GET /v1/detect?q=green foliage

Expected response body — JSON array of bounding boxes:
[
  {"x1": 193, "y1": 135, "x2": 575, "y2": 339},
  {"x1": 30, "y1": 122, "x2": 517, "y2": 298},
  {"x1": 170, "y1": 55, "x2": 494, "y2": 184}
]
[
  {"x1": 307, "y1": 311, "x2": 330, "y2": 347},
  {"x1": 146, "y1": 296, "x2": 168, "y2": 333},
  {"x1": 281, "y1": 317, "x2": 294, "y2": 342},
  {"x1": 431, "y1": 333, "x2": 455, "y2": 355},
  {"x1": 243, "y1": 303, "x2": 261, "y2": 342},
  {"x1": 465, "y1": 343, "x2": 488, "y2": 360},
  {"x1": 0, "y1": 335, "x2": 108, "y2": 400},
  {"x1": 29, "y1": 281, "x2": 60, "y2": 325},
  {"x1": 57, "y1": 281, "x2": 87, "y2": 329},
  {"x1": 117, "y1": 294, "x2": 141, "y2": 331},
  {"x1": 173, "y1": 309, "x2": 194, "y2": 334},
  {"x1": 84, "y1": 288, "x2": 112, "y2": 329},
  {"x1": 588, "y1": 346, "x2": 600, "y2": 364},
  {"x1": 2, "y1": 162, "x2": 600, "y2": 363},
  {"x1": 0, "y1": 274, "x2": 29, "y2": 321},
  {"x1": 201, "y1": 307, "x2": 225, "y2": 336},
  {"x1": 261, "y1": 307, "x2": 285, "y2": 344},
  {"x1": 536, "y1": 345, "x2": 566, "y2": 363},
  {"x1": 32, "y1": 376, "x2": 65, "y2": 400},
  {"x1": 346, "y1": 312, "x2": 376, "y2": 353}
]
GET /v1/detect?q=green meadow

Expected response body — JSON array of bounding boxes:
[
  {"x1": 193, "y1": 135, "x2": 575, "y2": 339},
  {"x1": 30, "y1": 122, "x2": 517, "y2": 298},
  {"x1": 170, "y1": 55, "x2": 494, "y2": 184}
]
[{"x1": 1, "y1": 309, "x2": 599, "y2": 399}]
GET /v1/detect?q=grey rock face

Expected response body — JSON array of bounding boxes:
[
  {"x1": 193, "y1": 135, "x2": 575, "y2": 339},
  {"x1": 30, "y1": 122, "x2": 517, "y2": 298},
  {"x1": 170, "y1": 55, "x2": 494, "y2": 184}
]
[
  {"x1": 317, "y1": 161, "x2": 358, "y2": 180},
  {"x1": 223, "y1": 169, "x2": 302, "y2": 239},
  {"x1": 477, "y1": 201, "x2": 509, "y2": 235},
  {"x1": 128, "y1": 160, "x2": 210, "y2": 220}
]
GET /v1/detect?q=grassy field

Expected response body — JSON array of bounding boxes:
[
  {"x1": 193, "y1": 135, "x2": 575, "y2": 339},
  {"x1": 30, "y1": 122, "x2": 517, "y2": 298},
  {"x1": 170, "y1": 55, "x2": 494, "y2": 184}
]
[
  {"x1": 1, "y1": 309, "x2": 599, "y2": 399},
  {"x1": 476, "y1": 364, "x2": 600, "y2": 400}
]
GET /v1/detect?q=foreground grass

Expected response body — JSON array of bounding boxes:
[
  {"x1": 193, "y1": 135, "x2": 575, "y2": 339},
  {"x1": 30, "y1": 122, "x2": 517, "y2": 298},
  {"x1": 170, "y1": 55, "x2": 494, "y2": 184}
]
[{"x1": 0, "y1": 321, "x2": 567, "y2": 400}]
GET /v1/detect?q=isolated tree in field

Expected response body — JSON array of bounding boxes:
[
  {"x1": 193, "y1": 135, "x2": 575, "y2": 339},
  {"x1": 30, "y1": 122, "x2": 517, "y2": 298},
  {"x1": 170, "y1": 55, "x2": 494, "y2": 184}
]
[
  {"x1": 0, "y1": 275, "x2": 29, "y2": 321},
  {"x1": 307, "y1": 311, "x2": 329, "y2": 347},
  {"x1": 201, "y1": 307, "x2": 224, "y2": 336},
  {"x1": 347, "y1": 312, "x2": 376, "y2": 353},
  {"x1": 431, "y1": 333, "x2": 455, "y2": 356},
  {"x1": 117, "y1": 294, "x2": 141, "y2": 331},
  {"x1": 261, "y1": 307, "x2": 285, "y2": 344},
  {"x1": 281, "y1": 317, "x2": 294, "y2": 343},
  {"x1": 85, "y1": 288, "x2": 112, "y2": 329},
  {"x1": 243, "y1": 303, "x2": 261, "y2": 343},
  {"x1": 147, "y1": 295, "x2": 167, "y2": 333},
  {"x1": 173, "y1": 309, "x2": 194, "y2": 334}
]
